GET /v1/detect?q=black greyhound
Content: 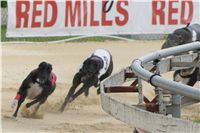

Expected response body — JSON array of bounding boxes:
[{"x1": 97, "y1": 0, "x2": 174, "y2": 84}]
[
  {"x1": 11, "y1": 62, "x2": 57, "y2": 117},
  {"x1": 60, "y1": 49, "x2": 113, "y2": 112},
  {"x1": 162, "y1": 23, "x2": 200, "y2": 49},
  {"x1": 162, "y1": 23, "x2": 200, "y2": 86}
]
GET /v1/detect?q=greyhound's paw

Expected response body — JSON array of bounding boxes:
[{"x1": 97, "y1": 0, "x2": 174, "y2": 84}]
[
  {"x1": 12, "y1": 113, "x2": 17, "y2": 118},
  {"x1": 26, "y1": 103, "x2": 31, "y2": 108},
  {"x1": 59, "y1": 103, "x2": 67, "y2": 112},
  {"x1": 11, "y1": 99, "x2": 18, "y2": 109}
]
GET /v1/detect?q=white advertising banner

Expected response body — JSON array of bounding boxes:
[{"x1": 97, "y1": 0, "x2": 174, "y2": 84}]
[{"x1": 7, "y1": 0, "x2": 200, "y2": 37}]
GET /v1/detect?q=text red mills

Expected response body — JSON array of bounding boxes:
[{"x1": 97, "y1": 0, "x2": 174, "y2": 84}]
[{"x1": 15, "y1": 0, "x2": 129, "y2": 28}]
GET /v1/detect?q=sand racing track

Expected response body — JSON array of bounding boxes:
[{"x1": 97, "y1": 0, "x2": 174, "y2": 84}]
[{"x1": 2, "y1": 40, "x2": 200, "y2": 133}]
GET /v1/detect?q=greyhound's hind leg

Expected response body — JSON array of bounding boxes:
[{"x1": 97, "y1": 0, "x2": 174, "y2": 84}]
[
  {"x1": 32, "y1": 97, "x2": 47, "y2": 116},
  {"x1": 60, "y1": 73, "x2": 82, "y2": 112},
  {"x1": 59, "y1": 86, "x2": 77, "y2": 112},
  {"x1": 187, "y1": 68, "x2": 198, "y2": 86},
  {"x1": 26, "y1": 95, "x2": 45, "y2": 108}
]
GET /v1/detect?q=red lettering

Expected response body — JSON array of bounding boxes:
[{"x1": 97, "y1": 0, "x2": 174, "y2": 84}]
[
  {"x1": 152, "y1": 0, "x2": 165, "y2": 25},
  {"x1": 181, "y1": 0, "x2": 193, "y2": 24},
  {"x1": 44, "y1": 0, "x2": 57, "y2": 27},
  {"x1": 102, "y1": 0, "x2": 112, "y2": 26},
  {"x1": 115, "y1": 0, "x2": 129, "y2": 26},
  {"x1": 65, "y1": 1, "x2": 81, "y2": 27},
  {"x1": 168, "y1": 0, "x2": 178, "y2": 25},
  {"x1": 83, "y1": 0, "x2": 87, "y2": 26},
  {"x1": 90, "y1": 0, "x2": 99, "y2": 26},
  {"x1": 16, "y1": 0, "x2": 30, "y2": 28},
  {"x1": 31, "y1": 0, "x2": 42, "y2": 28}
]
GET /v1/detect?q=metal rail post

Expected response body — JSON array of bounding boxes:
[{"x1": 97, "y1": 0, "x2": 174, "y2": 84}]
[{"x1": 138, "y1": 77, "x2": 143, "y2": 104}]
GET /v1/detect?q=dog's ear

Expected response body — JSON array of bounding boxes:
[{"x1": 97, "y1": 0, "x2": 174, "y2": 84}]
[
  {"x1": 47, "y1": 63, "x2": 52, "y2": 73},
  {"x1": 39, "y1": 62, "x2": 47, "y2": 70}
]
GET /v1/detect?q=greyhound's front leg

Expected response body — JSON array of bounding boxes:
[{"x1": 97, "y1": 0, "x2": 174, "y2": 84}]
[
  {"x1": 26, "y1": 96, "x2": 44, "y2": 108},
  {"x1": 84, "y1": 88, "x2": 89, "y2": 97},
  {"x1": 84, "y1": 76, "x2": 98, "y2": 97},
  {"x1": 12, "y1": 84, "x2": 28, "y2": 117},
  {"x1": 59, "y1": 86, "x2": 77, "y2": 112},
  {"x1": 13, "y1": 93, "x2": 26, "y2": 117},
  {"x1": 97, "y1": 87, "x2": 101, "y2": 95},
  {"x1": 84, "y1": 81, "x2": 98, "y2": 96},
  {"x1": 59, "y1": 73, "x2": 82, "y2": 112}
]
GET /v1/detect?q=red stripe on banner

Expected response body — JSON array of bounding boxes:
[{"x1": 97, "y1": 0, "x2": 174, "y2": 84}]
[{"x1": 7, "y1": 0, "x2": 199, "y2": 37}]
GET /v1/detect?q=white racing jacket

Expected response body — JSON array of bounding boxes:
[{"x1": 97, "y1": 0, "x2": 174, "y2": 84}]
[
  {"x1": 187, "y1": 24, "x2": 200, "y2": 42},
  {"x1": 93, "y1": 49, "x2": 111, "y2": 78},
  {"x1": 78, "y1": 49, "x2": 111, "y2": 78}
]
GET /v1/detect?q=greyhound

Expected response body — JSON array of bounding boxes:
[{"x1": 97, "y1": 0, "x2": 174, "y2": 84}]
[
  {"x1": 162, "y1": 23, "x2": 200, "y2": 86},
  {"x1": 162, "y1": 23, "x2": 200, "y2": 49},
  {"x1": 11, "y1": 62, "x2": 57, "y2": 117},
  {"x1": 60, "y1": 49, "x2": 113, "y2": 112}
]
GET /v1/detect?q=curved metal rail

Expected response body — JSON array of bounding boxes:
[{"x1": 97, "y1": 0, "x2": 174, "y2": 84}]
[
  {"x1": 131, "y1": 42, "x2": 200, "y2": 100},
  {"x1": 100, "y1": 42, "x2": 200, "y2": 133}
]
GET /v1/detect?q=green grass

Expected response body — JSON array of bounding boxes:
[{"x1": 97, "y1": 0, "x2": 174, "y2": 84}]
[
  {"x1": 195, "y1": 119, "x2": 200, "y2": 123},
  {"x1": 1, "y1": 26, "x2": 123, "y2": 43},
  {"x1": 1, "y1": 26, "x2": 120, "y2": 42},
  {"x1": 1, "y1": 26, "x2": 117, "y2": 42},
  {"x1": 0, "y1": 26, "x2": 68, "y2": 42}
]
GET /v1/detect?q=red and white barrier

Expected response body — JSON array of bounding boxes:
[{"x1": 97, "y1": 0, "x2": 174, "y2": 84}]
[{"x1": 7, "y1": 0, "x2": 200, "y2": 37}]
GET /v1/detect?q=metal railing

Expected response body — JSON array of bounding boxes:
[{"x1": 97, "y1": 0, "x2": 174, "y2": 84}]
[
  {"x1": 100, "y1": 42, "x2": 200, "y2": 133},
  {"x1": 131, "y1": 42, "x2": 200, "y2": 100}
]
